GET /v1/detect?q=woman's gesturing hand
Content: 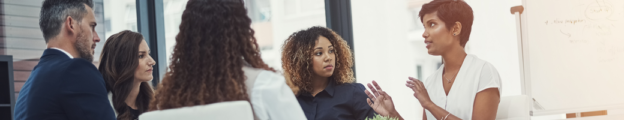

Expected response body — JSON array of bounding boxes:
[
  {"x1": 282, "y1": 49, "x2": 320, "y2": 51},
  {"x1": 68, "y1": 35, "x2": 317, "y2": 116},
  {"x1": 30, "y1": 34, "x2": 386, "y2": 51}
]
[
  {"x1": 406, "y1": 77, "x2": 434, "y2": 109},
  {"x1": 365, "y1": 80, "x2": 402, "y2": 120}
]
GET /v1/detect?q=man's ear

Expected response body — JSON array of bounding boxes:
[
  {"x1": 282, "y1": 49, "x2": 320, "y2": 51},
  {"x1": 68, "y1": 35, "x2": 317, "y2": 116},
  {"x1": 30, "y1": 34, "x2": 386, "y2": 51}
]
[
  {"x1": 64, "y1": 16, "x2": 76, "y2": 36},
  {"x1": 452, "y1": 21, "x2": 463, "y2": 36}
]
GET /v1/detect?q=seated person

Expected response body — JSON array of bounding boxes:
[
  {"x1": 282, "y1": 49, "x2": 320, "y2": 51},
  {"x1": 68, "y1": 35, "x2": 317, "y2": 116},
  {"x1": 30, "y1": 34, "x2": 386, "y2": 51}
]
[
  {"x1": 99, "y1": 30, "x2": 155, "y2": 120},
  {"x1": 282, "y1": 26, "x2": 376, "y2": 120},
  {"x1": 148, "y1": 0, "x2": 305, "y2": 120},
  {"x1": 14, "y1": 0, "x2": 115, "y2": 119}
]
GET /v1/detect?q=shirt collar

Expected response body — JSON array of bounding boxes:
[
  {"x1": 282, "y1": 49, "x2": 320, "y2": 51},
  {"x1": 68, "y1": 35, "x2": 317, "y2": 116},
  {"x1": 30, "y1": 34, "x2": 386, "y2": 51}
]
[
  {"x1": 301, "y1": 80, "x2": 336, "y2": 97},
  {"x1": 324, "y1": 80, "x2": 336, "y2": 97},
  {"x1": 49, "y1": 47, "x2": 74, "y2": 59}
]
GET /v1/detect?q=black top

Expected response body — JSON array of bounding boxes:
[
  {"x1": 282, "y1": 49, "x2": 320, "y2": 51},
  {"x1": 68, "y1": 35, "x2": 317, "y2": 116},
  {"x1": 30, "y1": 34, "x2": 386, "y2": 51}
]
[
  {"x1": 128, "y1": 106, "x2": 140, "y2": 120},
  {"x1": 14, "y1": 49, "x2": 116, "y2": 120},
  {"x1": 296, "y1": 81, "x2": 376, "y2": 120}
]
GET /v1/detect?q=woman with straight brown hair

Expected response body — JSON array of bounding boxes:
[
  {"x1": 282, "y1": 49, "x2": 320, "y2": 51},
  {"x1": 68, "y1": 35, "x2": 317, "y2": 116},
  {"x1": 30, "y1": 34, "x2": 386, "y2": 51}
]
[
  {"x1": 99, "y1": 30, "x2": 155, "y2": 120},
  {"x1": 148, "y1": 0, "x2": 305, "y2": 119}
]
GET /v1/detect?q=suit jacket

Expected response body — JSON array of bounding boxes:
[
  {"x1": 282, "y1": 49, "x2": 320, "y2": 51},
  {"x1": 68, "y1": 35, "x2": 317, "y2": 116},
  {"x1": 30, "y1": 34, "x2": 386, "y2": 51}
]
[{"x1": 14, "y1": 49, "x2": 116, "y2": 120}]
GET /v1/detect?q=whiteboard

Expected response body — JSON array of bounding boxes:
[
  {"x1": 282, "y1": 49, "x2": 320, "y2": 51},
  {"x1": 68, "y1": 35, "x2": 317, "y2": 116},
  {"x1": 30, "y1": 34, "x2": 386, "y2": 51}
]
[{"x1": 522, "y1": 0, "x2": 624, "y2": 115}]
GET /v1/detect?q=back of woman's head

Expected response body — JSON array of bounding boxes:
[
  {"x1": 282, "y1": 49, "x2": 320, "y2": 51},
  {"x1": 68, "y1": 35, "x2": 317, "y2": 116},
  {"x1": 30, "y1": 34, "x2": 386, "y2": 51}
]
[
  {"x1": 281, "y1": 26, "x2": 354, "y2": 95},
  {"x1": 99, "y1": 30, "x2": 153, "y2": 119},
  {"x1": 150, "y1": 0, "x2": 272, "y2": 110}
]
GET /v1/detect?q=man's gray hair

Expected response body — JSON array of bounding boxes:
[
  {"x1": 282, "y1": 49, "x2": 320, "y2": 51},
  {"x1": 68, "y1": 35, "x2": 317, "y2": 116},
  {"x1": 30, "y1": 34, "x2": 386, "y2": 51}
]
[{"x1": 39, "y1": 0, "x2": 94, "y2": 43}]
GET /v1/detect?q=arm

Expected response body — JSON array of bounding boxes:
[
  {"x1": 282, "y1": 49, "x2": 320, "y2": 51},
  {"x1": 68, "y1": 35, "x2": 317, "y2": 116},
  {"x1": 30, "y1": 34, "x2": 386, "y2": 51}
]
[
  {"x1": 471, "y1": 63, "x2": 502, "y2": 119},
  {"x1": 471, "y1": 88, "x2": 500, "y2": 120},
  {"x1": 60, "y1": 60, "x2": 116, "y2": 120}
]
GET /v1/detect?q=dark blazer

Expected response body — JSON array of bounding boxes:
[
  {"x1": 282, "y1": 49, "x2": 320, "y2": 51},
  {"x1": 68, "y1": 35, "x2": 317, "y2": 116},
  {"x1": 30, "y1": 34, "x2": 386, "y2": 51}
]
[{"x1": 14, "y1": 49, "x2": 115, "y2": 120}]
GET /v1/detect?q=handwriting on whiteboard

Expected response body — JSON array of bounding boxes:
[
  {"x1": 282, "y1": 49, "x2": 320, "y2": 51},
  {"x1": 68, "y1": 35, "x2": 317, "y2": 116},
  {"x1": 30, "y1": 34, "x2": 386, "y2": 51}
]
[
  {"x1": 545, "y1": 19, "x2": 586, "y2": 25},
  {"x1": 541, "y1": 0, "x2": 623, "y2": 41}
]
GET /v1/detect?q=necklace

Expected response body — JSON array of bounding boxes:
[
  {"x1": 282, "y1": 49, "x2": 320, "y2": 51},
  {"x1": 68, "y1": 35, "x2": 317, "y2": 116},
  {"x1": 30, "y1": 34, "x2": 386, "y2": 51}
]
[{"x1": 443, "y1": 70, "x2": 459, "y2": 83}]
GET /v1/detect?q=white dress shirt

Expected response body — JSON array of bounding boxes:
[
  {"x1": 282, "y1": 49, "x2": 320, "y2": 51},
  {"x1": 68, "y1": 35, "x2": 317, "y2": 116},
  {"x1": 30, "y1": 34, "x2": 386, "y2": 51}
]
[
  {"x1": 50, "y1": 47, "x2": 74, "y2": 59},
  {"x1": 243, "y1": 66, "x2": 306, "y2": 120},
  {"x1": 424, "y1": 54, "x2": 502, "y2": 120}
]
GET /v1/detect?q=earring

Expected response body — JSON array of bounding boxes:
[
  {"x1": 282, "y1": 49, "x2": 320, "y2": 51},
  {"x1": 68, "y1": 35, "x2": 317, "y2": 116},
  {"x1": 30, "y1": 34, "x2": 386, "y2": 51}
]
[{"x1": 453, "y1": 33, "x2": 456, "y2": 36}]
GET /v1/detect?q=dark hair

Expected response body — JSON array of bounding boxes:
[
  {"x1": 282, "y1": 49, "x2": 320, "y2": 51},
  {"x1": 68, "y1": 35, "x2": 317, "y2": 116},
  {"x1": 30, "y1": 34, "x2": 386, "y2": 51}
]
[
  {"x1": 149, "y1": 0, "x2": 273, "y2": 110},
  {"x1": 40, "y1": 0, "x2": 94, "y2": 42},
  {"x1": 419, "y1": 0, "x2": 473, "y2": 47},
  {"x1": 99, "y1": 30, "x2": 153, "y2": 120},
  {"x1": 281, "y1": 26, "x2": 354, "y2": 95}
]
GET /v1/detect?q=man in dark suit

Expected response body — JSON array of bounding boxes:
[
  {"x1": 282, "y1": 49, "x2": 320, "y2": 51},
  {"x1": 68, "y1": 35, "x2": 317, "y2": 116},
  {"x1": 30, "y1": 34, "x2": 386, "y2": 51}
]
[{"x1": 14, "y1": 0, "x2": 115, "y2": 120}]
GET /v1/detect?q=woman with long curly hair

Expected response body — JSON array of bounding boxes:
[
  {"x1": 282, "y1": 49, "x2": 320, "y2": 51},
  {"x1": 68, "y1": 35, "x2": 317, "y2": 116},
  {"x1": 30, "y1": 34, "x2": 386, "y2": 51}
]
[
  {"x1": 148, "y1": 0, "x2": 305, "y2": 119},
  {"x1": 99, "y1": 30, "x2": 155, "y2": 120},
  {"x1": 281, "y1": 26, "x2": 375, "y2": 120}
]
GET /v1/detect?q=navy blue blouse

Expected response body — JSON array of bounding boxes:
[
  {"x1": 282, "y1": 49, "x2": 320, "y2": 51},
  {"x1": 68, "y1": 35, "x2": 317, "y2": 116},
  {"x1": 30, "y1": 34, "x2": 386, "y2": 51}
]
[{"x1": 296, "y1": 81, "x2": 376, "y2": 120}]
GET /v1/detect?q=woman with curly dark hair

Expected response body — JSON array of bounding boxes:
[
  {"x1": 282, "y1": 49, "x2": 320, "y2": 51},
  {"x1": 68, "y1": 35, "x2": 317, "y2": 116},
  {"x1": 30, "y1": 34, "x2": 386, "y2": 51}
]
[
  {"x1": 99, "y1": 30, "x2": 155, "y2": 120},
  {"x1": 281, "y1": 26, "x2": 375, "y2": 120},
  {"x1": 148, "y1": 0, "x2": 305, "y2": 119}
]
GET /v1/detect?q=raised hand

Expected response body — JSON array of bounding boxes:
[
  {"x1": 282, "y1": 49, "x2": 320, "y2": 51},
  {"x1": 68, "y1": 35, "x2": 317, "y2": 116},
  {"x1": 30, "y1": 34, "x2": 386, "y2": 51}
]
[
  {"x1": 365, "y1": 80, "x2": 402, "y2": 119},
  {"x1": 406, "y1": 77, "x2": 433, "y2": 108}
]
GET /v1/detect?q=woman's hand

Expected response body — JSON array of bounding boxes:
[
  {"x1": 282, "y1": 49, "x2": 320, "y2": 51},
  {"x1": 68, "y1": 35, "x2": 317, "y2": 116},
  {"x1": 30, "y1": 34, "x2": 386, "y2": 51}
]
[
  {"x1": 406, "y1": 77, "x2": 434, "y2": 109},
  {"x1": 365, "y1": 80, "x2": 402, "y2": 120}
]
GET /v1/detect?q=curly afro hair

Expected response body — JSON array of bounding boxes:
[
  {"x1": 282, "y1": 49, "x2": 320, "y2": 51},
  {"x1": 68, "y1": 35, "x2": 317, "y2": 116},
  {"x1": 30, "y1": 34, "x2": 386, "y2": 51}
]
[{"x1": 281, "y1": 26, "x2": 354, "y2": 95}]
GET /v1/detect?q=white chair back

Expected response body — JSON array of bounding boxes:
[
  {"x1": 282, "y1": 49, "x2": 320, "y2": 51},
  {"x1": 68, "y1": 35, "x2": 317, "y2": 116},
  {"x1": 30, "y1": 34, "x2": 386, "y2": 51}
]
[
  {"x1": 496, "y1": 95, "x2": 531, "y2": 120},
  {"x1": 139, "y1": 100, "x2": 254, "y2": 120}
]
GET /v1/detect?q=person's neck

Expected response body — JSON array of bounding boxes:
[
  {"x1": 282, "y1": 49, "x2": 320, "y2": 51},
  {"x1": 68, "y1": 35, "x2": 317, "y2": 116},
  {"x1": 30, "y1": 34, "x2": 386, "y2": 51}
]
[
  {"x1": 47, "y1": 38, "x2": 79, "y2": 58},
  {"x1": 441, "y1": 46, "x2": 468, "y2": 72},
  {"x1": 125, "y1": 80, "x2": 142, "y2": 110},
  {"x1": 310, "y1": 75, "x2": 329, "y2": 97}
]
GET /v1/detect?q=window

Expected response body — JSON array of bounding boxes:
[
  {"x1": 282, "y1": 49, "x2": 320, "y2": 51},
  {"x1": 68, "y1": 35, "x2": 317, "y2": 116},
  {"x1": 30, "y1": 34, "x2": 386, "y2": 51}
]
[
  {"x1": 162, "y1": 0, "x2": 326, "y2": 71},
  {"x1": 103, "y1": 0, "x2": 138, "y2": 38}
]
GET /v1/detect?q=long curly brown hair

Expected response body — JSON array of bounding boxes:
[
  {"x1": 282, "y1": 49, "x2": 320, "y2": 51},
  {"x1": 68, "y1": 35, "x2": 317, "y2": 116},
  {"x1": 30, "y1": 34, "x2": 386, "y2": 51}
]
[
  {"x1": 149, "y1": 0, "x2": 272, "y2": 110},
  {"x1": 281, "y1": 26, "x2": 354, "y2": 95},
  {"x1": 99, "y1": 30, "x2": 153, "y2": 120}
]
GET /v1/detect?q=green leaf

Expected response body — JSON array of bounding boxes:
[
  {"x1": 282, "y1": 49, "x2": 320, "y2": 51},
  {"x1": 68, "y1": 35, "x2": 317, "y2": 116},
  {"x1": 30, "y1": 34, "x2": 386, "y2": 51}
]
[{"x1": 365, "y1": 114, "x2": 399, "y2": 120}]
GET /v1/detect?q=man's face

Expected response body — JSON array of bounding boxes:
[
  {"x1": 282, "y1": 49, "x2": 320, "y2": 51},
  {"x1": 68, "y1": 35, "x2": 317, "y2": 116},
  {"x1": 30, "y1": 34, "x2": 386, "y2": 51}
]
[{"x1": 74, "y1": 4, "x2": 100, "y2": 62}]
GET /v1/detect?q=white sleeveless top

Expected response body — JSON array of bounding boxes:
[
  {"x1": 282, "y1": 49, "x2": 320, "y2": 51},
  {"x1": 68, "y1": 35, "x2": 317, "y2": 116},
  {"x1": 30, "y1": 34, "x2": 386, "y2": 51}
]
[{"x1": 423, "y1": 55, "x2": 502, "y2": 120}]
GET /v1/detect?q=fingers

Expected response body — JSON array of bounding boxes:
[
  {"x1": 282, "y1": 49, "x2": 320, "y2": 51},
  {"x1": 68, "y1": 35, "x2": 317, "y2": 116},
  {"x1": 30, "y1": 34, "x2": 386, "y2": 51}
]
[
  {"x1": 365, "y1": 89, "x2": 376, "y2": 102},
  {"x1": 406, "y1": 77, "x2": 418, "y2": 91},
  {"x1": 381, "y1": 91, "x2": 392, "y2": 100},
  {"x1": 372, "y1": 80, "x2": 383, "y2": 91},
  {"x1": 406, "y1": 80, "x2": 415, "y2": 86},
  {"x1": 414, "y1": 78, "x2": 425, "y2": 88},
  {"x1": 367, "y1": 83, "x2": 380, "y2": 97},
  {"x1": 407, "y1": 77, "x2": 425, "y2": 90},
  {"x1": 405, "y1": 82, "x2": 416, "y2": 92},
  {"x1": 367, "y1": 98, "x2": 373, "y2": 107},
  {"x1": 405, "y1": 82, "x2": 414, "y2": 88},
  {"x1": 377, "y1": 90, "x2": 386, "y2": 100}
]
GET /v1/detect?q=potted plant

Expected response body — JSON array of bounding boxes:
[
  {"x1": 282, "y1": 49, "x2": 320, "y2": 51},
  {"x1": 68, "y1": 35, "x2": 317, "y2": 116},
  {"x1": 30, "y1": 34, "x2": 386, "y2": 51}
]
[{"x1": 366, "y1": 114, "x2": 399, "y2": 120}]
